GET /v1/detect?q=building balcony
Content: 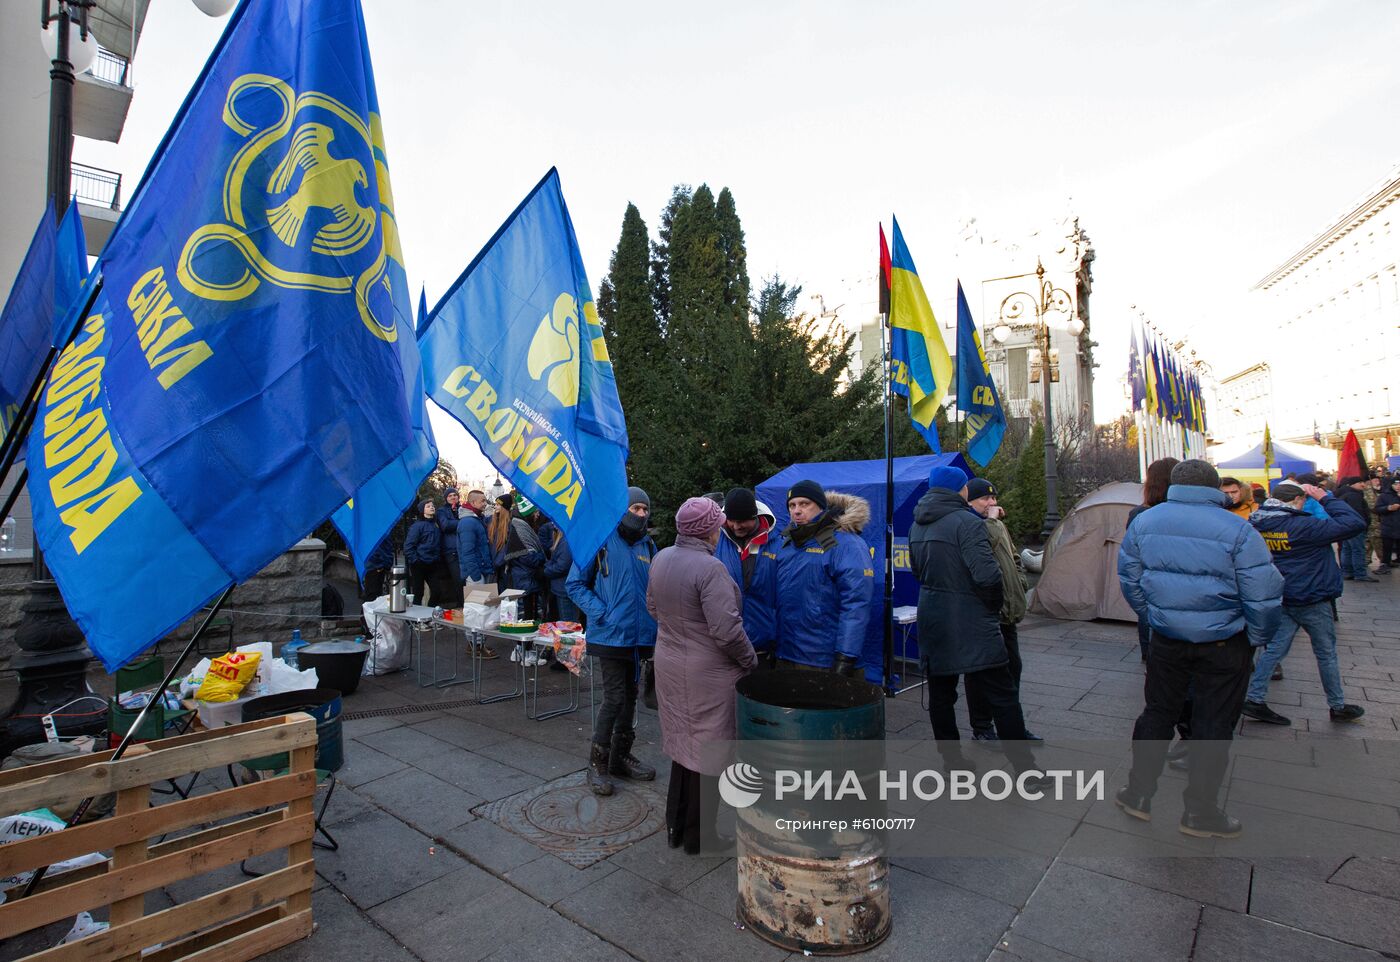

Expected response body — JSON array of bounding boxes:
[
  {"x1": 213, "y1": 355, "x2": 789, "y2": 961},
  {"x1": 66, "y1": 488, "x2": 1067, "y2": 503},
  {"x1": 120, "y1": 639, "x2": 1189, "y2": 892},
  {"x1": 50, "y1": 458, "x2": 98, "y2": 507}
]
[
  {"x1": 73, "y1": 46, "x2": 133, "y2": 144},
  {"x1": 72, "y1": 162, "x2": 121, "y2": 257}
]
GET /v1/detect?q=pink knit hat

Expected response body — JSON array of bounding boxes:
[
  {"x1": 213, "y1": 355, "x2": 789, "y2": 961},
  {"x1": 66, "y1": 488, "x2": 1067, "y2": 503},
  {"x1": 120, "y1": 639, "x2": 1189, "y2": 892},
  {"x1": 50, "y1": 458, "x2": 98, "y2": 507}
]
[{"x1": 675, "y1": 496, "x2": 725, "y2": 537}]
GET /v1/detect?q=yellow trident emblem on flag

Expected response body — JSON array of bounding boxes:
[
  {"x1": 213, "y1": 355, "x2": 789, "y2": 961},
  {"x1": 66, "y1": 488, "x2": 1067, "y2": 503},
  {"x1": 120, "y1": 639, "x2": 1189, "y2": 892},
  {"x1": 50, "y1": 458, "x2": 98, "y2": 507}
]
[{"x1": 175, "y1": 73, "x2": 405, "y2": 342}]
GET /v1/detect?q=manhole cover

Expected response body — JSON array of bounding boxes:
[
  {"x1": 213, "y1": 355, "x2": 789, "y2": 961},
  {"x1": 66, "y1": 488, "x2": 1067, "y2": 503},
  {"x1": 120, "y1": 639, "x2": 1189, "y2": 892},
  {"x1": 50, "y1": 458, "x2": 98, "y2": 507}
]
[{"x1": 475, "y1": 771, "x2": 664, "y2": 867}]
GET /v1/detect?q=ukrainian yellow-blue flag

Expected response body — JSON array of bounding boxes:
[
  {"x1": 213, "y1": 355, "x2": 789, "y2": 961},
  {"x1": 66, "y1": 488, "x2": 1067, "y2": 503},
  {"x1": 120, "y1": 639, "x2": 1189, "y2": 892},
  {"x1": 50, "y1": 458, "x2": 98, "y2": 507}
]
[{"x1": 888, "y1": 217, "x2": 953, "y2": 452}]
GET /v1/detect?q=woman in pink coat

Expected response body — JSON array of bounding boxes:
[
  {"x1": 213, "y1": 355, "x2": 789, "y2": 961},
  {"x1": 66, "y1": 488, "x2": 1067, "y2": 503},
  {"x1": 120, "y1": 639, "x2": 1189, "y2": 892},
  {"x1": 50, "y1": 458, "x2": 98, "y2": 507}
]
[{"x1": 647, "y1": 496, "x2": 757, "y2": 853}]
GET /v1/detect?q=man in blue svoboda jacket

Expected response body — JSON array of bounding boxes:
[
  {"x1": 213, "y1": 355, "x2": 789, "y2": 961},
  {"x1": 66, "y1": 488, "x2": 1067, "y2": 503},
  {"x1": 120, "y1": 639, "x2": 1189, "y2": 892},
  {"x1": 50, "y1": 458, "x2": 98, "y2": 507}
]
[
  {"x1": 1241, "y1": 481, "x2": 1367, "y2": 726},
  {"x1": 774, "y1": 480, "x2": 874, "y2": 676},
  {"x1": 1117, "y1": 459, "x2": 1282, "y2": 839},
  {"x1": 567, "y1": 487, "x2": 658, "y2": 796}
]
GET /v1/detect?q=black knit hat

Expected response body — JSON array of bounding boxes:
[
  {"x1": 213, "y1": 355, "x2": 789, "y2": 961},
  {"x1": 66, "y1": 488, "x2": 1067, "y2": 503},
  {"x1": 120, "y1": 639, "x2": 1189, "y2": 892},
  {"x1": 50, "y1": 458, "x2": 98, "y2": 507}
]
[
  {"x1": 724, "y1": 487, "x2": 758, "y2": 521},
  {"x1": 965, "y1": 478, "x2": 997, "y2": 501},
  {"x1": 786, "y1": 479, "x2": 827, "y2": 511}
]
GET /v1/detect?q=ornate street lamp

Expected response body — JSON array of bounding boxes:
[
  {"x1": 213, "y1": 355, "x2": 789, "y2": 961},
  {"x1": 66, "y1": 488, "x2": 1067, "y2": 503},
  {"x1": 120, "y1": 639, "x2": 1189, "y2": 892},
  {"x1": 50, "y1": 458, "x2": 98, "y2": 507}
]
[{"x1": 992, "y1": 260, "x2": 1085, "y2": 542}]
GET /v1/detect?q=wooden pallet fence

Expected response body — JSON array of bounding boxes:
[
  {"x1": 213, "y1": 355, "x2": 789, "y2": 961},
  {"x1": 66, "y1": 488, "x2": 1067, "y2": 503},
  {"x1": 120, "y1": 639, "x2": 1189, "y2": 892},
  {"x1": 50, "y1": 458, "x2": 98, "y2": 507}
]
[{"x1": 0, "y1": 713, "x2": 319, "y2": 962}]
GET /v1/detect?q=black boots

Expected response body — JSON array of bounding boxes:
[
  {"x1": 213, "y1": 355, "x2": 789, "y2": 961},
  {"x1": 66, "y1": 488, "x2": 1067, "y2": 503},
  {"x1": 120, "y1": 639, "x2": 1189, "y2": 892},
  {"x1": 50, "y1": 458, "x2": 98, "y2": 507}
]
[
  {"x1": 588, "y1": 743, "x2": 614, "y2": 796},
  {"x1": 1179, "y1": 809, "x2": 1242, "y2": 839},
  {"x1": 609, "y1": 732, "x2": 656, "y2": 780},
  {"x1": 590, "y1": 734, "x2": 655, "y2": 795}
]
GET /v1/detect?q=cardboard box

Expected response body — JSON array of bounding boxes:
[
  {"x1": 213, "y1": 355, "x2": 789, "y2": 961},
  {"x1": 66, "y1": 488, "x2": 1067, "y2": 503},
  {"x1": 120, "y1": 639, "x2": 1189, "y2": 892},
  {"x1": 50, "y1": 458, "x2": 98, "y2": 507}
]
[{"x1": 464, "y1": 583, "x2": 503, "y2": 606}]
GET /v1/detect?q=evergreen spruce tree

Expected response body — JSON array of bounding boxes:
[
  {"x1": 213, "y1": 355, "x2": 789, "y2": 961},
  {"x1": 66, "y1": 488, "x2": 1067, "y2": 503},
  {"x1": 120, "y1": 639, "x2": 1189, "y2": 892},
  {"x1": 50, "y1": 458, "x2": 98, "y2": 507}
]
[
  {"x1": 597, "y1": 204, "x2": 666, "y2": 499},
  {"x1": 648, "y1": 184, "x2": 757, "y2": 503},
  {"x1": 596, "y1": 184, "x2": 901, "y2": 533},
  {"x1": 1005, "y1": 420, "x2": 1048, "y2": 542},
  {"x1": 752, "y1": 277, "x2": 884, "y2": 474}
]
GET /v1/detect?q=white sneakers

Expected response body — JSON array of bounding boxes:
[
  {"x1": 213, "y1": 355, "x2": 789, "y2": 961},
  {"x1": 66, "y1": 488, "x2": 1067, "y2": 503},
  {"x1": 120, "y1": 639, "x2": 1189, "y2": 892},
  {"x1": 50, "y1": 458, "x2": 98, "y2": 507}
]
[{"x1": 511, "y1": 644, "x2": 548, "y2": 667}]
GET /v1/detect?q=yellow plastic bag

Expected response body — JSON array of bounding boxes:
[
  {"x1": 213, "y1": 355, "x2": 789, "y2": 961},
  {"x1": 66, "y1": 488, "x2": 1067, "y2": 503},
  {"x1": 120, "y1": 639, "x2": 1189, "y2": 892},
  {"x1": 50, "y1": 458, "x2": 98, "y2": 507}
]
[{"x1": 194, "y1": 651, "x2": 261, "y2": 703}]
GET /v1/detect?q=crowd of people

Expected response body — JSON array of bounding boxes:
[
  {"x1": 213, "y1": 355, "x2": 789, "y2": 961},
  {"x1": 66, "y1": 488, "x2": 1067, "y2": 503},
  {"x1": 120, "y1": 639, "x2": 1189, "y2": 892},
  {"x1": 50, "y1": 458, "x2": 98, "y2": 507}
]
[
  {"x1": 359, "y1": 454, "x2": 1391, "y2": 851},
  {"x1": 1117, "y1": 458, "x2": 1380, "y2": 839},
  {"x1": 359, "y1": 479, "x2": 879, "y2": 853}
]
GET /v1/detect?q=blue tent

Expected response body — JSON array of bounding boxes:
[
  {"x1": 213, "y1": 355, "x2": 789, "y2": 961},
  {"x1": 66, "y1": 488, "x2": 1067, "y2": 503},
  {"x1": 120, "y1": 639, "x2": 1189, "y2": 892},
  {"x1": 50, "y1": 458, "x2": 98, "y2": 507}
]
[
  {"x1": 1216, "y1": 440, "x2": 1318, "y2": 479},
  {"x1": 757, "y1": 453, "x2": 971, "y2": 683}
]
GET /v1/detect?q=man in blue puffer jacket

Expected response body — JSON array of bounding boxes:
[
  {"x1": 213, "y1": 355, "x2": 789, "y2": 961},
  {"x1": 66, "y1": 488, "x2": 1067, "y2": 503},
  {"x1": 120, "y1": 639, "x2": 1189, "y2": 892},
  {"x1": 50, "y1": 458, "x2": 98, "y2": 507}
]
[
  {"x1": 714, "y1": 488, "x2": 778, "y2": 660},
  {"x1": 1241, "y1": 481, "x2": 1367, "y2": 726},
  {"x1": 1116, "y1": 459, "x2": 1282, "y2": 840},
  {"x1": 567, "y1": 486, "x2": 658, "y2": 796},
  {"x1": 775, "y1": 480, "x2": 874, "y2": 676},
  {"x1": 456, "y1": 489, "x2": 494, "y2": 587}
]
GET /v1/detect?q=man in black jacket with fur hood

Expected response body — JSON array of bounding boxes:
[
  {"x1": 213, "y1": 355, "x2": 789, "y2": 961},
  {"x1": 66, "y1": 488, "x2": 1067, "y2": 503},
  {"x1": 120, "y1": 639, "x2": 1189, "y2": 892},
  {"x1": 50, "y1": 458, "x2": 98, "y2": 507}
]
[{"x1": 910, "y1": 465, "x2": 1038, "y2": 776}]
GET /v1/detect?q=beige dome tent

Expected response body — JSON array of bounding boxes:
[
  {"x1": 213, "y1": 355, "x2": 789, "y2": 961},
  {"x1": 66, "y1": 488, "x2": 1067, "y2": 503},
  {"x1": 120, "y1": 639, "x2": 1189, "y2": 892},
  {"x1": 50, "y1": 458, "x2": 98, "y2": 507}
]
[{"x1": 1028, "y1": 481, "x2": 1141, "y2": 623}]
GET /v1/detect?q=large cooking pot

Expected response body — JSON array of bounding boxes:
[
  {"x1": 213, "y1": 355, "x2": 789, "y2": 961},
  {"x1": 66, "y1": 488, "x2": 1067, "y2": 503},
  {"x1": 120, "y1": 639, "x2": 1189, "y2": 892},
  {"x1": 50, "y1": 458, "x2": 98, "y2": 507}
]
[{"x1": 296, "y1": 639, "x2": 370, "y2": 695}]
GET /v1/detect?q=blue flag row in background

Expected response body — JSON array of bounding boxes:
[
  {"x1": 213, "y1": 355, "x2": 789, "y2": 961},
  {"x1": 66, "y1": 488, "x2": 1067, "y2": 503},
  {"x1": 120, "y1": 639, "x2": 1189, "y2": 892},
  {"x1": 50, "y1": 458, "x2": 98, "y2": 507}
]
[{"x1": 1129, "y1": 320, "x2": 1207, "y2": 434}]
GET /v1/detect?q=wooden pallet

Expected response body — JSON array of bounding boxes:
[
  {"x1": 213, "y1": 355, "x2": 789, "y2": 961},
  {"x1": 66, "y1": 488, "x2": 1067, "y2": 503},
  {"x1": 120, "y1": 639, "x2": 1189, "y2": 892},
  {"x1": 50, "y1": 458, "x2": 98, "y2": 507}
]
[{"x1": 0, "y1": 713, "x2": 318, "y2": 962}]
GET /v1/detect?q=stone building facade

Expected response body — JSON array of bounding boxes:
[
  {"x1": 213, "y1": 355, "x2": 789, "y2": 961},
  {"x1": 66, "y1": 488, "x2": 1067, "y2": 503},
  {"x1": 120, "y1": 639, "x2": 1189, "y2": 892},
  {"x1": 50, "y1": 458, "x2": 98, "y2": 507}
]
[
  {"x1": 1218, "y1": 166, "x2": 1400, "y2": 460},
  {"x1": 0, "y1": 539, "x2": 327, "y2": 669}
]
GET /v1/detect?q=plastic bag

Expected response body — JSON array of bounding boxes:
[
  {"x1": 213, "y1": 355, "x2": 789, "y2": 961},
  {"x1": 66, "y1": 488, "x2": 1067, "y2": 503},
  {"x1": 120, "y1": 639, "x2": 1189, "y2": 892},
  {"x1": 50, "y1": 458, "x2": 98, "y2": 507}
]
[
  {"x1": 537, "y1": 622, "x2": 585, "y2": 675},
  {"x1": 267, "y1": 659, "x2": 318, "y2": 694},
  {"x1": 0, "y1": 810, "x2": 108, "y2": 895},
  {"x1": 461, "y1": 602, "x2": 501, "y2": 631},
  {"x1": 194, "y1": 651, "x2": 262, "y2": 703},
  {"x1": 58, "y1": 911, "x2": 108, "y2": 944},
  {"x1": 361, "y1": 598, "x2": 411, "y2": 675}
]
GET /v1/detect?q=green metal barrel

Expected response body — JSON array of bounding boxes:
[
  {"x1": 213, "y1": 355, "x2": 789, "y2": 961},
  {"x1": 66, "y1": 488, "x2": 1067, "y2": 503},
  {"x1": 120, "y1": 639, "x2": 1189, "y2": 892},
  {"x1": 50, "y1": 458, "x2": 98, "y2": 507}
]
[{"x1": 734, "y1": 669, "x2": 890, "y2": 955}]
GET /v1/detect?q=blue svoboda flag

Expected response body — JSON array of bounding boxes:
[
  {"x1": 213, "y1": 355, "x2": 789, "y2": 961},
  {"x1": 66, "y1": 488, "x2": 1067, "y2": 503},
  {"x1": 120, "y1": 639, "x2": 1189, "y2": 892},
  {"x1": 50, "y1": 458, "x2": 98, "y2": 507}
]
[
  {"x1": 26, "y1": 0, "x2": 428, "y2": 670},
  {"x1": 0, "y1": 200, "x2": 89, "y2": 460},
  {"x1": 420, "y1": 168, "x2": 630, "y2": 565},
  {"x1": 330, "y1": 284, "x2": 439, "y2": 579},
  {"x1": 888, "y1": 217, "x2": 954, "y2": 453},
  {"x1": 954, "y1": 282, "x2": 1005, "y2": 467}
]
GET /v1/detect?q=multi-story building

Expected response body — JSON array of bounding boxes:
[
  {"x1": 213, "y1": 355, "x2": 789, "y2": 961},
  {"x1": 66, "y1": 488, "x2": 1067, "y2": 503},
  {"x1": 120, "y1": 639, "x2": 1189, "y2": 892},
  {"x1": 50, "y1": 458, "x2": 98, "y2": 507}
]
[
  {"x1": 1210, "y1": 362, "x2": 1274, "y2": 453},
  {"x1": 1, "y1": 1, "x2": 150, "y2": 551},
  {"x1": 1219, "y1": 166, "x2": 1400, "y2": 462}
]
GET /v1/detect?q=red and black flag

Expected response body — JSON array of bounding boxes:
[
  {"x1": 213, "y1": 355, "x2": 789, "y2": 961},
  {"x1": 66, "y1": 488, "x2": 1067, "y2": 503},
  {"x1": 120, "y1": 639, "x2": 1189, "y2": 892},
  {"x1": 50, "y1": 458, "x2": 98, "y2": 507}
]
[{"x1": 878, "y1": 224, "x2": 892, "y2": 315}]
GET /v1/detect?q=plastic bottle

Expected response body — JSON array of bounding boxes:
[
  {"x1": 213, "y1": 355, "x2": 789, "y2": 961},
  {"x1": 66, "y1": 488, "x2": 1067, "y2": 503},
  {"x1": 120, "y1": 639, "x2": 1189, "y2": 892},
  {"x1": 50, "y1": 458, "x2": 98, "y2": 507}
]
[
  {"x1": 283, "y1": 628, "x2": 308, "y2": 669},
  {"x1": 1, "y1": 517, "x2": 15, "y2": 553}
]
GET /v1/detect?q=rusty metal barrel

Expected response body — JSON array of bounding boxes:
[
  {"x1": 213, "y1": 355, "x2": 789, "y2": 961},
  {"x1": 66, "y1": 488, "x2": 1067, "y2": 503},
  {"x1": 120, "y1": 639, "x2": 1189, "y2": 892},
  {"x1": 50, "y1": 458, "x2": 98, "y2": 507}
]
[{"x1": 734, "y1": 669, "x2": 890, "y2": 955}]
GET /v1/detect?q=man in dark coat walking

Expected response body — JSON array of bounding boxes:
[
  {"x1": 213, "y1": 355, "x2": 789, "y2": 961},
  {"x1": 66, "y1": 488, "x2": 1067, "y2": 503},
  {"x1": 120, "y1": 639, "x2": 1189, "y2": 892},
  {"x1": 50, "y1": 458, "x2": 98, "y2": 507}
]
[
  {"x1": 909, "y1": 464, "x2": 1038, "y2": 777},
  {"x1": 1336, "y1": 477, "x2": 1378, "y2": 582}
]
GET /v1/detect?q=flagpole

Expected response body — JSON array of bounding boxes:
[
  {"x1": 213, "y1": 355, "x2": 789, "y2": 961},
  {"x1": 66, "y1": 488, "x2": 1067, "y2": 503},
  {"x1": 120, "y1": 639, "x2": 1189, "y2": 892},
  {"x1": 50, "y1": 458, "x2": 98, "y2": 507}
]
[
  {"x1": 882, "y1": 309, "x2": 896, "y2": 695},
  {"x1": 21, "y1": 582, "x2": 235, "y2": 898},
  {"x1": 1136, "y1": 411, "x2": 1147, "y2": 482}
]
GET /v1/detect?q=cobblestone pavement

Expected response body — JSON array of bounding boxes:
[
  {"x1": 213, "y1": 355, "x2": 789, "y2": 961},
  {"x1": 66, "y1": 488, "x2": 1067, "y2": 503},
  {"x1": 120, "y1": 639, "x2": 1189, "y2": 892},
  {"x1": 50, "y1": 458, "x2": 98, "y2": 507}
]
[
  {"x1": 9, "y1": 578, "x2": 1398, "y2": 961},
  {"x1": 264, "y1": 583, "x2": 1399, "y2": 962}
]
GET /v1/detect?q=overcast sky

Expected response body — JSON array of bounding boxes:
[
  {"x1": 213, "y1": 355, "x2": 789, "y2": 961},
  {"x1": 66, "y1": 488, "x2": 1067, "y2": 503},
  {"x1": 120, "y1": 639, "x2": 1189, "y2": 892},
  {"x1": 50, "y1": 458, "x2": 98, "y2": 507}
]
[{"x1": 74, "y1": 0, "x2": 1400, "y2": 481}]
